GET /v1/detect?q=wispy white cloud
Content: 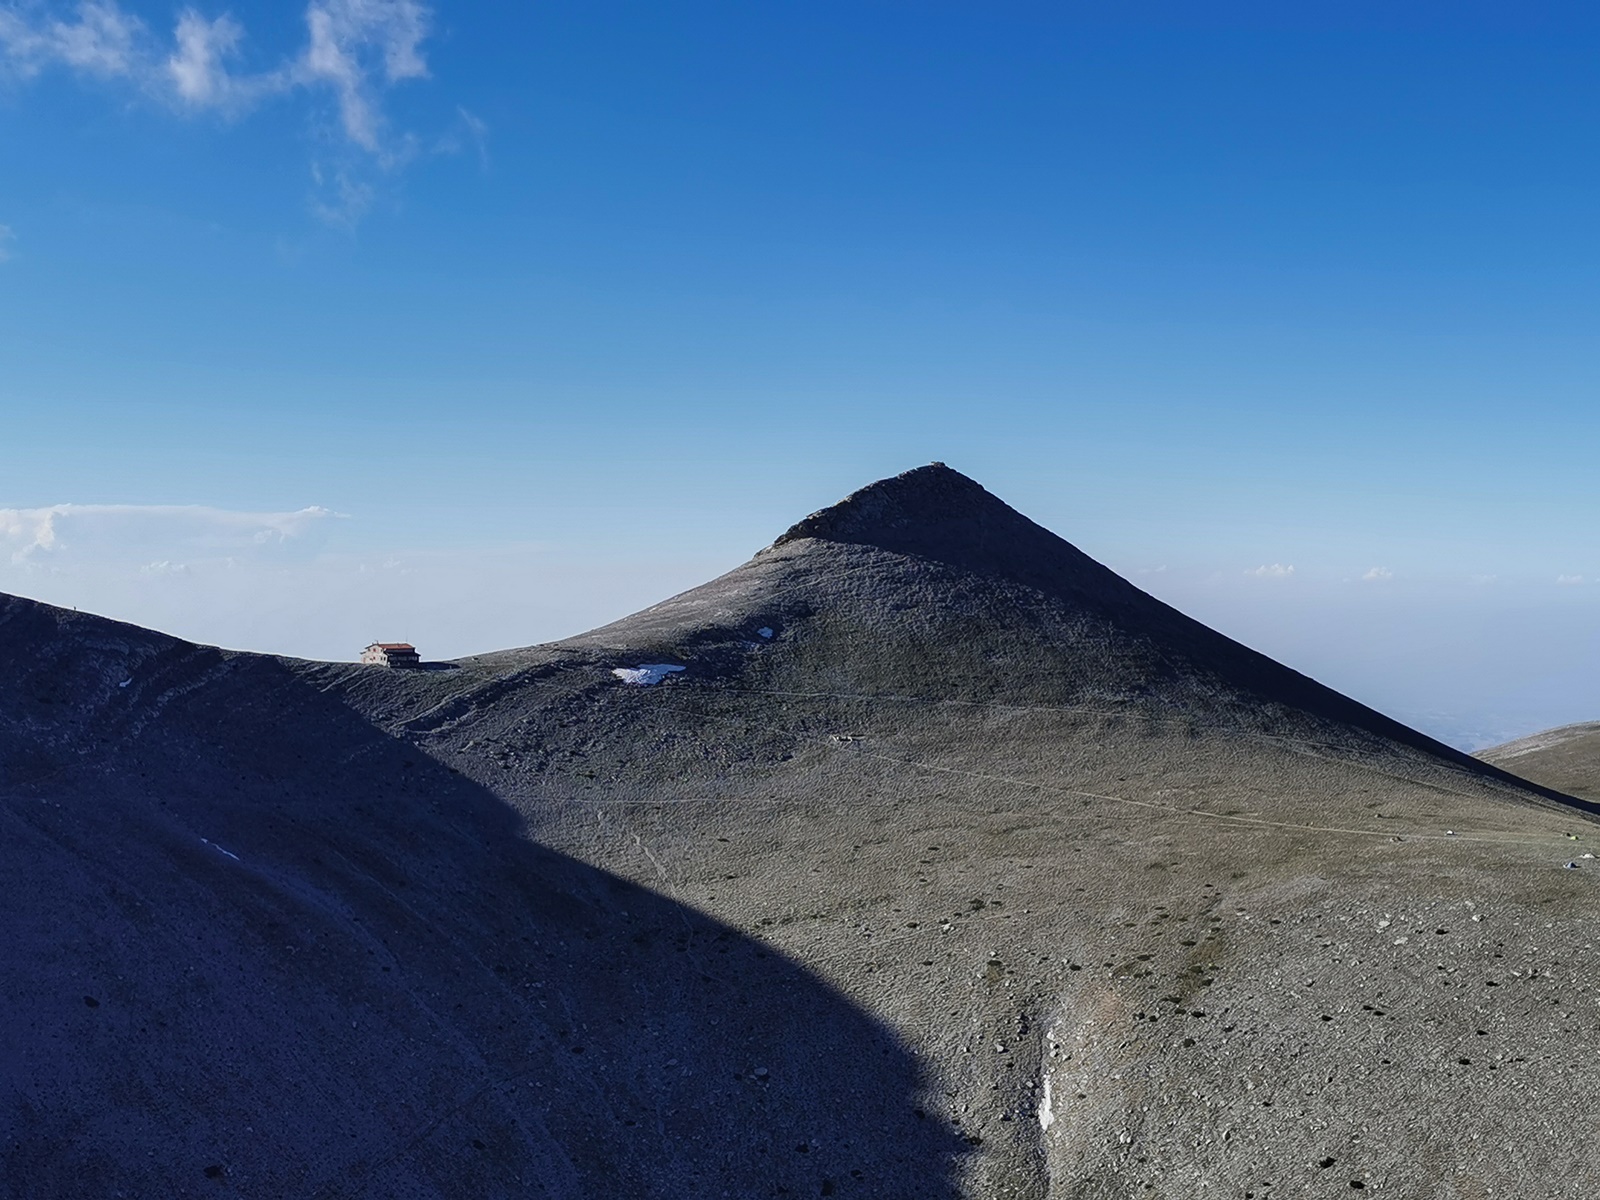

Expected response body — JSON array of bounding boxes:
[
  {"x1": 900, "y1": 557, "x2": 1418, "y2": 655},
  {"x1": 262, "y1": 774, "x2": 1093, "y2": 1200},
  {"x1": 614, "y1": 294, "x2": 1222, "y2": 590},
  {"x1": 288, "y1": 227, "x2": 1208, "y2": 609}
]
[
  {"x1": 308, "y1": 161, "x2": 375, "y2": 225},
  {"x1": 1246, "y1": 563, "x2": 1295, "y2": 578},
  {"x1": 0, "y1": 223, "x2": 13, "y2": 262},
  {"x1": 436, "y1": 104, "x2": 490, "y2": 170},
  {"x1": 0, "y1": 1, "x2": 143, "y2": 78},
  {"x1": 0, "y1": 502, "x2": 340, "y2": 566},
  {"x1": 297, "y1": 0, "x2": 428, "y2": 154},
  {"x1": 1362, "y1": 566, "x2": 1393, "y2": 582},
  {"x1": 1557, "y1": 573, "x2": 1585, "y2": 586},
  {"x1": 165, "y1": 8, "x2": 252, "y2": 109},
  {"x1": 0, "y1": 1, "x2": 454, "y2": 218}
]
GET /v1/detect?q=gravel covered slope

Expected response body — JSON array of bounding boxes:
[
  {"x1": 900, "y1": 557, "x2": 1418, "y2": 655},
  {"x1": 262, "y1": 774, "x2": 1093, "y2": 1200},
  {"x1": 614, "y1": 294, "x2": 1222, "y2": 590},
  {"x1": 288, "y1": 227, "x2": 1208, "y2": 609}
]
[{"x1": 6, "y1": 465, "x2": 1600, "y2": 1199}]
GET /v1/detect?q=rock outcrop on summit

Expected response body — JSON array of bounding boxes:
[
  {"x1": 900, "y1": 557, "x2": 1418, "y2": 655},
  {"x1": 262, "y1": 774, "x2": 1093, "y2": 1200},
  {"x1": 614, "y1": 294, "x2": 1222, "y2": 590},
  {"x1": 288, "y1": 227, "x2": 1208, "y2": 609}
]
[{"x1": 5, "y1": 464, "x2": 1600, "y2": 1199}]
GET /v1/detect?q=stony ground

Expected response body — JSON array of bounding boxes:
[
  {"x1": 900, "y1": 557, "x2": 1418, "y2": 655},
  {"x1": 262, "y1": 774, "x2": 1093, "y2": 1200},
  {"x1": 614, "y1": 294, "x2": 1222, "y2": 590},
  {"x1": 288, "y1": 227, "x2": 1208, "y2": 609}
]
[{"x1": 5, "y1": 465, "x2": 1599, "y2": 1199}]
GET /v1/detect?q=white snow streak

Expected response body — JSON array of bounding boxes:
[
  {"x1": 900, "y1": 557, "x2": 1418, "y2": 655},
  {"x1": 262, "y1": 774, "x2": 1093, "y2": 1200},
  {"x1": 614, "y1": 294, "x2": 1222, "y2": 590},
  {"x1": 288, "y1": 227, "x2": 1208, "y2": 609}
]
[{"x1": 611, "y1": 664, "x2": 685, "y2": 686}]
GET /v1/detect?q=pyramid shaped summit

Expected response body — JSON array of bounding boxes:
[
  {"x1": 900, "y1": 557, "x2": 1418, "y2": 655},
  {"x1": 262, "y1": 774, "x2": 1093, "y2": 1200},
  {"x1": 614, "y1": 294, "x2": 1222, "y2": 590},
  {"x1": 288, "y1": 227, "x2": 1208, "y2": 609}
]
[
  {"x1": 775, "y1": 462, "x2": 1010, "y2": 550},
  {"x1": 569, "y1": 462, "x2": 1577, "y2": 807},
  {"x1": 769, "y1": 461, "x2": 1124, "y2": 601}
]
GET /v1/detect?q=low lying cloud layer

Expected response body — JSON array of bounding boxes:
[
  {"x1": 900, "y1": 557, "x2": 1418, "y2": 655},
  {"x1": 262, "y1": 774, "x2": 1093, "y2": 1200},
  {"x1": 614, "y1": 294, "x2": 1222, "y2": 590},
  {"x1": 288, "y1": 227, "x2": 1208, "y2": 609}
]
[
  {"x1": 0, "y1": 502, "x2": 339, "y2": 566},
  {"x1": 0, "y1": 501, "x2": 731, "y2": 667},
  {"x1": 0, "y1": 1, "x2": 463, "y2": 219},
  {"x1": 1125, "y1": 559, "x2": 1600, "y2": 751}
]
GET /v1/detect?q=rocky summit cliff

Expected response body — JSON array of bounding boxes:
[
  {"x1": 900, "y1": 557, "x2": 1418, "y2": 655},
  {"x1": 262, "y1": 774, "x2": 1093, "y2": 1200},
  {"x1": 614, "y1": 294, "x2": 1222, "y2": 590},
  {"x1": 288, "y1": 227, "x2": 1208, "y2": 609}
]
[{"x1": 5, "y1": 465, "x2": 1600, "y2": 1199}]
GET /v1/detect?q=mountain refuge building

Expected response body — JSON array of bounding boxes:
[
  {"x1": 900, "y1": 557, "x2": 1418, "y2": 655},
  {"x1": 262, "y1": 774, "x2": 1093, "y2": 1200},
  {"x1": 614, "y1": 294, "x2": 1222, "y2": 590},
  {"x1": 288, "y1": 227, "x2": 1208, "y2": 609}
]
[{"x1": 361, "y1": 642, "x2": 421, "y2": 668}]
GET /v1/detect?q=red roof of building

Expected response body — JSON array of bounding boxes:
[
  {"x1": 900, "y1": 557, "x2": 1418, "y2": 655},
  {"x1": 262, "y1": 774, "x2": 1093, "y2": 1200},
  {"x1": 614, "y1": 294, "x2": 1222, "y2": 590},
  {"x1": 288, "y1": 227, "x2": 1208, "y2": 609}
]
[{"x1": 370, "y1": 643, "x2": 416, "y2": 652}]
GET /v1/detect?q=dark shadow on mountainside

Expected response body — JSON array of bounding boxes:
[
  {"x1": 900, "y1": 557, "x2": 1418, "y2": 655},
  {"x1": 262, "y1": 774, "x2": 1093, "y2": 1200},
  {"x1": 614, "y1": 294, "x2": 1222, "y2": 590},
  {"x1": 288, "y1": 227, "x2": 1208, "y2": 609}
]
[{"x1": 0, "y1": 597, "x2": 965, "y2": 1199}]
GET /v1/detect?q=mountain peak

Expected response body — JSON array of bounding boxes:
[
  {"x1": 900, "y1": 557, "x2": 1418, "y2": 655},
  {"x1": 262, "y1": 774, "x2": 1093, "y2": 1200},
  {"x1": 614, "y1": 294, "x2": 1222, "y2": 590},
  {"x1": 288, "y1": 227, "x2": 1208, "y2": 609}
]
[
  {"x1": 773, "y1": 463, "x2": 1027, "y2": 556},
  {"x1": 768, "y1": 462, "x2": 1125, "y2": 604}
]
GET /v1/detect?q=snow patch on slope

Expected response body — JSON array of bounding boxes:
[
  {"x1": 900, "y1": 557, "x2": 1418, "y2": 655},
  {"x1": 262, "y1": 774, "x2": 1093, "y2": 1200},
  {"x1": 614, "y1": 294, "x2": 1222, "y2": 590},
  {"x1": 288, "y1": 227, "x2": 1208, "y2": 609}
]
[{"x1": 612, "y1": 665, "x2": 685, "y2": 686}]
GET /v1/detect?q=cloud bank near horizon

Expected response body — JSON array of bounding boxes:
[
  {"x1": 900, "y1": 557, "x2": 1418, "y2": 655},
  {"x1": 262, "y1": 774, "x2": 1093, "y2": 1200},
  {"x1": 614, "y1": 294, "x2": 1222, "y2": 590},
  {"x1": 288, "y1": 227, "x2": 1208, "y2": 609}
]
[
  {"x1": 0, "y1": 499, "x2": 732, "y2": 669},
  {"x1": 0, "y1": 502, "x2": 341, "y2": 566}
]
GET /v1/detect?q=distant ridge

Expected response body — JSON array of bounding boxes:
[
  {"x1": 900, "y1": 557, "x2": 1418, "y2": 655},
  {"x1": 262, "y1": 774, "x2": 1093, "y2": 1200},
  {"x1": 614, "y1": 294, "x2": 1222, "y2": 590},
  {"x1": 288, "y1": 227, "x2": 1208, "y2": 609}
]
[{"x1": 1479, "y1": 720, "x2": 1600, "y2": 802}]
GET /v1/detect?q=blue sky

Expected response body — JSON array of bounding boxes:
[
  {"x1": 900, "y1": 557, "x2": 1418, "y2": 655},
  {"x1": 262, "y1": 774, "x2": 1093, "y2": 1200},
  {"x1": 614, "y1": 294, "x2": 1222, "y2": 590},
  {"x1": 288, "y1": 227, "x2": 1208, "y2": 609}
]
[{"x1": 4, "y1": 1, "x2": 1600, "y2": 746}]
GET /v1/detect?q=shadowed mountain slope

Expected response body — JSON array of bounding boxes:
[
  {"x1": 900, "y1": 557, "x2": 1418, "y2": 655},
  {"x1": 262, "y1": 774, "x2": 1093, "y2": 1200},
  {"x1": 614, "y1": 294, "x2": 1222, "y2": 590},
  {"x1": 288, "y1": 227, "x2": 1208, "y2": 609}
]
[
  {"x1": 7, "y1": 464, "x2": 1600, "y2": 1199},
  {"x1": 0, "y1": 600, "x2": 961, "y2": 1199}
]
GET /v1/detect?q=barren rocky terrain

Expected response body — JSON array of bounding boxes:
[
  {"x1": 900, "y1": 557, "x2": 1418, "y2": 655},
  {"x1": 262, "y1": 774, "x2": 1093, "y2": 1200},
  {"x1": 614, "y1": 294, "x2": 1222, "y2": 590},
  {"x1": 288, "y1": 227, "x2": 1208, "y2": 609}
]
[{"x1": 5, "y1": 464, "x2": 1598, "y2": 1198}]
